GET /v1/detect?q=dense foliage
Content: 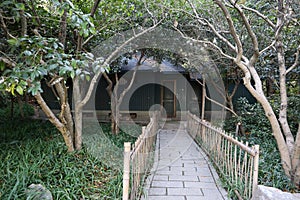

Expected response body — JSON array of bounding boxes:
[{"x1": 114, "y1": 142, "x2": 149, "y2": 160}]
[
  {"x1": 0, "y1": 105, "x2": 139, "y2": 199},
  {"x1": 225, "y1": 97, "x2": 300, "y2": 192}
]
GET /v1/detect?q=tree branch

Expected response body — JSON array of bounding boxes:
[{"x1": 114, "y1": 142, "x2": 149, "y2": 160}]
[
  {"x1": 0, "y1": 10, "x2": 17, "y2": 39},
  {"x1": 187, "y1": 0, "x2": 236, "y2": 53},
  {"x1": 173, "y1": 26, "x2": 235, "y2": 60},
  {"x1": 206, "y1": 93, "x2": 238, "y2": 116},
  {"x1": 286, "y1": 44, "x2": 300, "y2": 74},
  {"x1": 102, "y1": 72, "x2": 113, "y2": 98},
  {"x1": 90, "y1": 0, "x2": 102, "y2": 17},
  {"x1": 54, "y1": 81, "x2": 74, "y2": 140},
  {"x1": 79, "y1": 22, "x2": 162, "y2": 108},
  {"x1": 19, "y1": 0, "x2": 27, "y2": 36},
  {"x1": 259, "y1": 40, "x2": 276, "y2": 55},
  {"x1": 0, "y1": 51, "x2": 16, "y2": 67},
  {"x1": 240, "y1": 4, "x2": 275, "y2": 29},
  {"x1": 28, "y1": 0, "x2": 41, "y2": 26},
  {"x1": 117, "y1": 52, "x2": 144, "y2": 107},
  {"x1": 34, "y1": 92, "x2": 64, "y2": 132},
  {"x1": 228, "y1": 0, "x2": 260, "y2": 66},
  {"x1": 213, "y1": 0, "x2": 243, "y2": 62}
]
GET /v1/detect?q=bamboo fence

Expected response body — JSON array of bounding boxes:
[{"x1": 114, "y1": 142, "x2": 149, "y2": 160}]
[
  {"x1": 187, "y1": 112, "x2": 259, "y2": 200},
  {"x1": 123, "y1": 112, "x2": 159, "y2": 200}
]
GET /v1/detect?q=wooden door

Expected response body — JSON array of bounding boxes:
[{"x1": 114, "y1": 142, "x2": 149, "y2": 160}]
[{"x1": 161, "y1": 80, "x2": 176, "y2": 118}]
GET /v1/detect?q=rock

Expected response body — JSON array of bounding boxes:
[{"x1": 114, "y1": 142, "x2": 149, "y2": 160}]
[
  {"x1": 26, "y1": 184, "x2": 53, "y2": 200},
  {"x1": 252, "y1": 185, "x2": 300, "y2": 200}
]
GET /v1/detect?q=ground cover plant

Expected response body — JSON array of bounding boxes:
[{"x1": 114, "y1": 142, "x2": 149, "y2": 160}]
[
  {"x1": 224, "y1": 97, "x2": 300, "y2": 193},
  {"x1": 0, "y1": 104, "x2": 139, "y2": 199}
]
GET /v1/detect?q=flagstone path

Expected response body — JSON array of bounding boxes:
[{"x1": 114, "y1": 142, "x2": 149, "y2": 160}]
[{"x1": 141, "y1": 121, "x2": 229, "y2": 200}]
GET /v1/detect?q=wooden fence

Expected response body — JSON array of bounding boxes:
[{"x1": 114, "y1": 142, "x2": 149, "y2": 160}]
[
  {"x1": 123, "y1": 112, "x2": 159, "y2": 200},
  {"x1": 187, "y1": 112, "x2": 259, "y2": 200}
]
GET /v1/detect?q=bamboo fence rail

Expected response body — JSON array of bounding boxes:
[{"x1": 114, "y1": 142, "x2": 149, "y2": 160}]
[
  {"x1": 187, "y1": 112, "x2": 259, "y2": 200},
  {"x1": 123, "y1": 112, "x2": 159, "y2": 200}
]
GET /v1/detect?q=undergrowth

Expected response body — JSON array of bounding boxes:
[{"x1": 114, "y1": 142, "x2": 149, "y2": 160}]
[
  {"x1": 224, "y1": 97, "x2": 300, "y2": 193},
  {"x1": 0, "y1": 104, "x2": 140, "y2": 199}
]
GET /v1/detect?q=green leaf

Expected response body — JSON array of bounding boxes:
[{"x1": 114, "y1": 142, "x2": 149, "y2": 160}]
[
  {"x1": 16, "y1": 85, "x2": 23, "y2": 95},
  {"x1": 30, "y1": 72, "x2": 36, "y2": 80},
  {"x1": 0, "y1": 61, "x2": 5, "y2": 71},
  {"x1": 70, "y1": 70, "x2": 75, "y2": 79},
  {"x1": 19, "y1": 80, "x2": 27, "y2": 87},
  {"x1": 90, "y1": 27, "x2": 96, "y2": 35},
  {"x1": 23, "y1": 50, "x2": 32, "y2": 56},
  {"x1": 15, "y1": 3, "x2": 25, "y2": 10},
  {"x1": 48, "y1": 64, "x2": 58, "y2": 70},
  {"x1": 71, "y1": 59, "x2": 77, "y2": 68},
  {"x1": 38, "y1": 68, "x2": 48, "y2": 76},
  {"x1": 7, "y1": 39, "x2": 18, "y2": 46},
  {"x1": 53, "y1": 42, "x2": 59, "y2": 49},
  {"x1": 1, "y1": 1, "x2": 13, "y2": 6},
  {"x1": 11, "y1": 83, "x2": 16, "y2": 96}
]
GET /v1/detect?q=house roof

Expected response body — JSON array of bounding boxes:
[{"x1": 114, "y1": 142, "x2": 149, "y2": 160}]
[{"x1": 120, "y1": 55, "x2": 187, "y2": 73}]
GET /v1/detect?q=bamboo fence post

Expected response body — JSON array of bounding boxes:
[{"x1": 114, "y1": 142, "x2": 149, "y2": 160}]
[
  {"x1": 201, "y1": 78, "x2": 206, "y2": 120},
  {"x1": 252, "y1": 145, "x2": 260, "y2": 197},
  {"x1": 234, "y1": 137, "x2": 238, "y2": 186},
  {"x1": 123, "y1": 142, "x2": 131, "y2": 200},
  {"x1": 202, "y1": 122, "x2": 206, "y2": 145}
]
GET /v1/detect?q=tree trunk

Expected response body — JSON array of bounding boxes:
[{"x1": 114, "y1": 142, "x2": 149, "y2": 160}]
[
  {"x1": 266, "y1": 78, "x2": 275, "y2": 96},
  {"x1": 110, "y1": 94, "x2": 117, "y2": 134},
  {"x1": 35, "y1": 92, "x2": 74, "y2": 152},
  {"x1": 292, "y1": 124, "x2": 300, "y2": 186},
  {"x1": 73, "y1": 77, "x2": 83, "y2": 150},
  {"x1": 54, "y1": 82, "x2": 75, "y2": 142},
  {"x1": 115, "y1": 102, "x2": 120, "y2": 134},
  {"x1": 275, "y1": 5, "x2": 294, "y2": 155},
  {"x1": 113, "y1": 73, "x2": 119, "y2": 134},
  {"x1": 241, "y1": 73, "x2": 293, "y2": 178},
  {"x1": 103, "y1": 72, "x2": 117, "y2": 133},
  {"x1": 114, "y1": 54, "x2": 143, "y2": 134},
  {"x1": 74, "y1": 107, "x2": 83, "y2": 150}
]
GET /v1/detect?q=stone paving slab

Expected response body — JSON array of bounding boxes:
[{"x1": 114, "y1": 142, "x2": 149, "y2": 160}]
[{"x1": 141, "y1": 121, "x2": 229, "y2": 200}]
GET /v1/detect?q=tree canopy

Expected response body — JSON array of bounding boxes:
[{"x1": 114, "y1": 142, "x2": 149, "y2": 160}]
[{"x1": 0, "y1": 0, "x2": 299, "y2": 187}]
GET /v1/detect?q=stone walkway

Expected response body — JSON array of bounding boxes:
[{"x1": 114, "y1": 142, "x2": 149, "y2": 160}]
[{"x1": 142, "y1": 121, "x2": 229, "y2": 200}]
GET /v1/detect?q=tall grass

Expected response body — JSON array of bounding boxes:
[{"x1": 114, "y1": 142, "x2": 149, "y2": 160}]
[{"x1": 0, "y1": 105, "x2": 140, "y2": 199}]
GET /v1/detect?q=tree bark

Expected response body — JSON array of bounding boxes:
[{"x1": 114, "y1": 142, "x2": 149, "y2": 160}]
[
  {"x1": 292, "y1": 124, "x2": 300, "y2": 186},
  {"x1": 276, "y1": 0, "x2": 294, "y2": 155},
  {"x1": 35, "y1": 92, "x2": 74, "y2": 152},
  {"x1": 113, "y1": 73, "x2": 119, "y2": 134},
  {"x1": 114, "y1": 53, "x2": 144, "y2": 134},
  {"x1": 102, "y1": 72, "x2": 116, "y2": 133},
  {"x1": 73, "y1": 77, "x2": 83, "y2": 150},
  {"x1": 54, "y1": 81, "x2": 74, "y2": 141}
]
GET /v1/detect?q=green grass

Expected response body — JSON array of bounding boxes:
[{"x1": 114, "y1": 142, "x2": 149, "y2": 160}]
[{"x1": 0, "y1": 115, "x2": 140, "y2": 199}]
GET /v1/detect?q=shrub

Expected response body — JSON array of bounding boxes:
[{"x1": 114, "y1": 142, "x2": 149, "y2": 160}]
[
  {"x1": 0, "y1": 101, "x2": 34, "y2": 120},
  {"x1": 0, "y1": 118, "x2": 139, "y2": 199},
  {"x1": 224, "y1": 97, "x2": 299, "y2": 192}
]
